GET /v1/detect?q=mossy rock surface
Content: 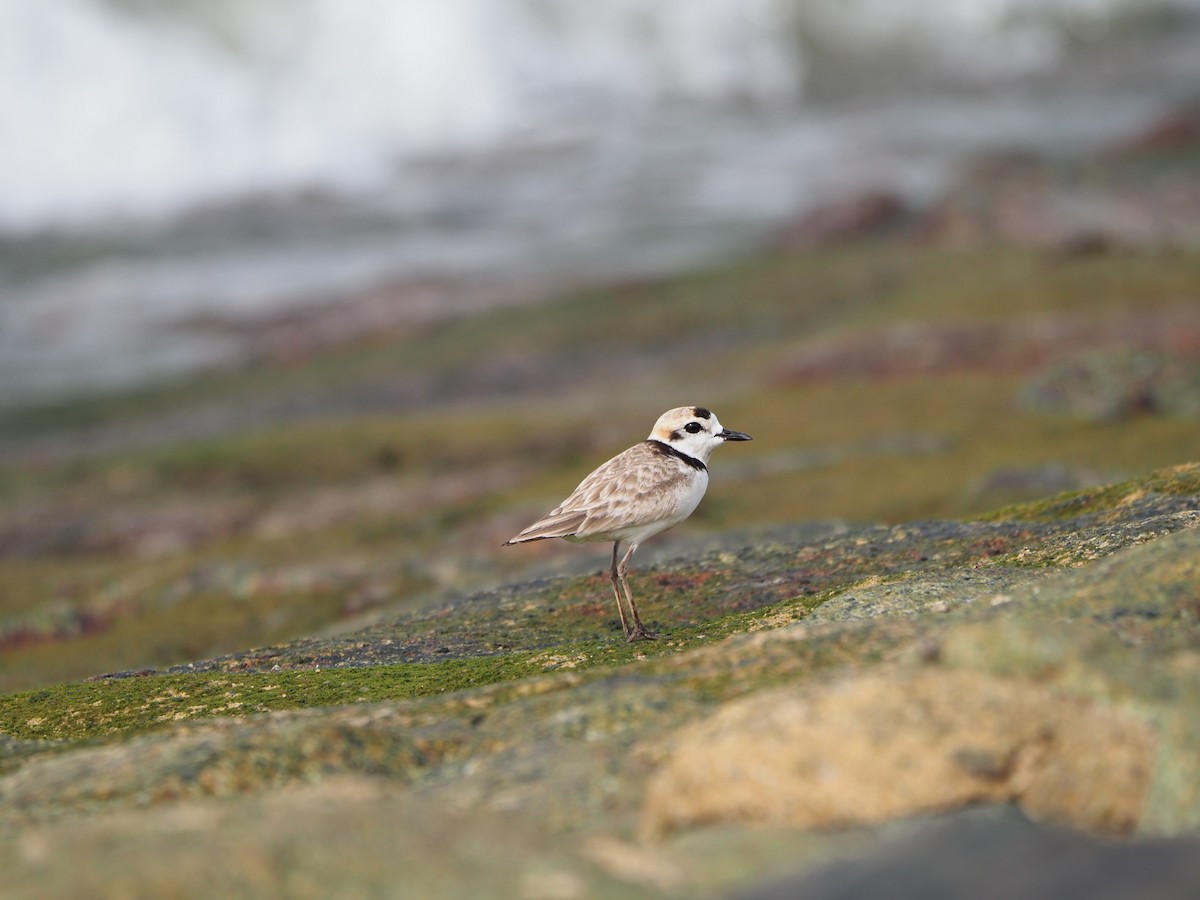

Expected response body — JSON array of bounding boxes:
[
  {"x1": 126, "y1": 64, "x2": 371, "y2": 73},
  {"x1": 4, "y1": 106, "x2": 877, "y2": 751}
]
[{"x1": 1, "y1": 463, "x2": 1198, "y2": 897}]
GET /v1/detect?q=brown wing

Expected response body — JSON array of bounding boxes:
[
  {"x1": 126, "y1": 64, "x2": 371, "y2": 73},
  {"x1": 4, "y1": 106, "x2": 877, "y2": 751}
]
[{"x1": 504, "y1": 442, "x2": 692, "y2": 543}]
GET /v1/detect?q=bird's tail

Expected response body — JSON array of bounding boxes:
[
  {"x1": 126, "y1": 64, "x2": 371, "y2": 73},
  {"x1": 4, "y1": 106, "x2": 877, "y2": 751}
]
[{"x1": 502, "y1": 510, "x2": 587, "y2": 546}]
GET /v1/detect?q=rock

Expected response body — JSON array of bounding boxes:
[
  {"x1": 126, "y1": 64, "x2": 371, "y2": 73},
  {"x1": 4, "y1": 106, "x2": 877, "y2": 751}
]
[
  {"x1": 917, "y1": 121, "x2": 1200, "y2": 249},
  {"x1": 0, "y1": 777, "x2": 635, "y2": 900},
  {"x1": 640, "y1": 668, "x2": 1155, "y2": 839},
  {"x1": 1106, "y1": 104, "x2": 1200, "y2": 158},
  {"x1": 775, "y1": 191, "x2": 908, "y2": 247},
  {"x1": 1020, "y1": 351, "x2": 1200, "y2": 422},
  {"x1": 731, "y1": 807, "x2": 1200, "y2": 900},
  {"x1": 1148, "y1": 360, "x2": 1200, "y2": 419},
  {"x1": 965, "y1": 463, "x2": 1114, "y2": 508},
  {"x1": 1019, "y1": 351, "x2": 1162, "y2": 421},
  {"x1": 773, "y1": 311, "x2": 1200, "y2": 383},
  {"x1": 801, "y1": 567, "x2": 1059, "y2": 625},
  {"x1": 2, "y1": 464, "x2": 1199, "y2": 897}
]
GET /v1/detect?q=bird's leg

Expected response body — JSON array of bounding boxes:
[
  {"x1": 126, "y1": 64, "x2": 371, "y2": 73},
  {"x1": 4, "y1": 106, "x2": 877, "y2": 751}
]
[
  {"x1": 609, "y1": 541, "x2": 630, "y2": 638},
  {"x1": 618, "y1": 542, "x2": 659, "y2": 641}
]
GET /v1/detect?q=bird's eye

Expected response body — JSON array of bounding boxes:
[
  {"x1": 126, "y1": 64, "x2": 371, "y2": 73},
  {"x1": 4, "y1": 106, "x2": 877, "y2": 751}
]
[{"x1": 684, "y1": 422, "x2": 703, "y2": 434}]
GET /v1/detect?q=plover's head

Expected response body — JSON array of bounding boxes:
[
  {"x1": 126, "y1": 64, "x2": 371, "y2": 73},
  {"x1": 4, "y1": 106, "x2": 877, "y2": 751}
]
[{"x1": 649, "y1": 406, "x2": 752, "y2": 464}]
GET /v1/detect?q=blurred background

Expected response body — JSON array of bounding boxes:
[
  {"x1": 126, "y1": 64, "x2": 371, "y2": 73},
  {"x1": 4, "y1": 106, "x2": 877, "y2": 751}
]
[{"x1": 2, "y1": 0, "x2": 1200, "y2": 690}]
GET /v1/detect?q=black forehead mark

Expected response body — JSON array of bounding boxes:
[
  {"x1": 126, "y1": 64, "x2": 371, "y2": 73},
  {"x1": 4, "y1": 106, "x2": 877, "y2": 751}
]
[
  {"x1": 692, "y1": 407, "x2": 712, "y2": 420},
  {"x1": 646, "y1": 440, "x2": 707, "y2": 472}
]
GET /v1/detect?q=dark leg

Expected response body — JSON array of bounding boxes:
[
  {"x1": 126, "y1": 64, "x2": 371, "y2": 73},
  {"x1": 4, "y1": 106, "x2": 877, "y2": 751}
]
[
  {"x1": 609, "y1": 541, "x2": 630, "y2": 637},
  {"x1": 617, "y1": 542, "x2": 659, "y2": 641}
]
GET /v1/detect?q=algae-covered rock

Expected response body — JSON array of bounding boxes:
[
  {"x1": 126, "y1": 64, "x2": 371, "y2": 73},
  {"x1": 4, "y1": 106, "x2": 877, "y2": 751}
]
[
  {"x1": 0, "y1": 777, "x2": 652, "y2": 900},
  {"x1": 1020, "y1": 351, "x2": 1200, "y2": 422},
  {"x1": 0, "y1": 463, "x2": 1197, "y2": 897},
  {"x1": 640, "y1": 668, "x2": 1155, "y2": 838}
]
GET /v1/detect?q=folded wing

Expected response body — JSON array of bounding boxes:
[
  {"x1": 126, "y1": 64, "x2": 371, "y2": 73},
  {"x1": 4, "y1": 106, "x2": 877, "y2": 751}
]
[{"x1": 504, "y1": 443, "x2": 692, "y2": 543}]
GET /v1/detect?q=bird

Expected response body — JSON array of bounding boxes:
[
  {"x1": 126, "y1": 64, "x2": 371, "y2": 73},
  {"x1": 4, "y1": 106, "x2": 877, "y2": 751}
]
[{"x1": 503, "y1": 406, "x2": 752, "y2": 641}]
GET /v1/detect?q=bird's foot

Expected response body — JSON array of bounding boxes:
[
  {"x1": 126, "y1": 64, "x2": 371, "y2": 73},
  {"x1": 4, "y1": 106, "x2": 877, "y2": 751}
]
[{"x1": 626, "y1": 626, "x2": 661, "y2": 642}]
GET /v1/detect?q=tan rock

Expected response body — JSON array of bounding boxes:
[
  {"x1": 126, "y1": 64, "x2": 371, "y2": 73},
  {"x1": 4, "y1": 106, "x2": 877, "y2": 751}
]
[{"x1": 640, "y1": 668, "x2": 1154, "y2": 840}]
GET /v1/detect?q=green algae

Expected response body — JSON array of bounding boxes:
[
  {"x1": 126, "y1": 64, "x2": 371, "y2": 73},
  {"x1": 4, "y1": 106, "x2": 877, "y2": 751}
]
[
  {"x1": 0, "y1": 576, "x2": 857, "y2": 745},
  {"x1": 0, "y1": 657, "x2": 544, "y2": 742},
  {"x1": 983, "y1": 461, "x2": 1200, "y2": 523}
]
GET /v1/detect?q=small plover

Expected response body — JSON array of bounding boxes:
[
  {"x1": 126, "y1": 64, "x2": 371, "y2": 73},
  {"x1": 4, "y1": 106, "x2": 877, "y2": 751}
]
[{"x1": 504, "y1": 406, "x2": 752, "y2": 641}]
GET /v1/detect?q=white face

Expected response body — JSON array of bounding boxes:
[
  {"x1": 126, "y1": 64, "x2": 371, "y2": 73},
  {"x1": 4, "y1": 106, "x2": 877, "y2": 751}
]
[{"x1": 649, "y1": 406, "x2": 752, "y2": 463}]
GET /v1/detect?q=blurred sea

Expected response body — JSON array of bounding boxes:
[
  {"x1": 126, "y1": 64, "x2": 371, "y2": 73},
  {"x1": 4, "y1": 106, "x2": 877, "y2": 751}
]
[{"x1": 2, "y1": 0, "x2": 1200, "y2": 407}]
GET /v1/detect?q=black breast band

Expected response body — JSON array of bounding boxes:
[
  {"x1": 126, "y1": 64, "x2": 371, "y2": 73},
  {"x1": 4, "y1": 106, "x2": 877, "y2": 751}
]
[{"x1": 646, "y1": 440, "x2": 707, "y2": 472}]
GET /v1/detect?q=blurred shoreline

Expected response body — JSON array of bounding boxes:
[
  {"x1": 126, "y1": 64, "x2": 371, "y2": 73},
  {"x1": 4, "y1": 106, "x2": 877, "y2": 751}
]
[{"x1": 3, "y1": 6, "x2": 1200, "y2": 409}]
